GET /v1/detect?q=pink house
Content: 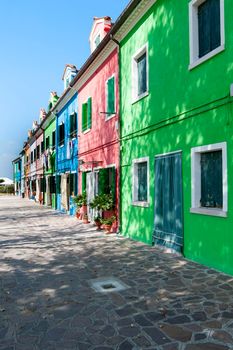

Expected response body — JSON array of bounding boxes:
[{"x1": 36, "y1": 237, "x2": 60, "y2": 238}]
[
  {"x1": 76, "y1": 17, "x2": 120, "y2": 227},
  {"x1": 36, "y1": 111, "x2": 45, "y2": 203}
]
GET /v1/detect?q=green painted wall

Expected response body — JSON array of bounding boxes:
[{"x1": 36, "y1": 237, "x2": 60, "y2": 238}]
[
  {"x1": 120, "y1": 0, "x2": 233, "y2": 275},
  {"x1": 44, "y1": 114, "x2": 56, "y2": 207}
]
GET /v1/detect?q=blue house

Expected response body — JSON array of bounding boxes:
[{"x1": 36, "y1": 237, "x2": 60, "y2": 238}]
[{"x1": 56, "y1": 65, "x2": 78, "y2": 215}]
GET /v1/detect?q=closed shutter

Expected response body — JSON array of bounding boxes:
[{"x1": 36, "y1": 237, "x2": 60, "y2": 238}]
[
  {"x1": 198, "y1": 0, "x2": 220, "y2": 58},
  {"x1": 109, "y1": 167, "x2": 116, "y2": 201},
  {"x1": 107, "y1": 77, "x2": 115, "y2": 115},
  {"x1": 87, "y1": 97, "x2": 92, "y2": 129},
  {"x1": 200, "y1": 150, "x2": 222, "y2": 208},
  {"x1": 138, "y1": 162, "x2": 147, "y2": 201},
  {"x1": 82, "y1": 172, "x2": 87, "y2": 193},
  {"x1": 98, "y1": 168, "x2": 109, "y2": 194},
  {"x1": 211, "y1": 0, "x2": 221, "y2": 51},
  {"x1": 82, "y1": 104, "x2": 87, "y2": 131},
  {"x1": 56, "y1": 175, "x2": 61, "y2": 194},
  {"x1": 137, "y1": 53, "x2": 147, "y2": 96}
]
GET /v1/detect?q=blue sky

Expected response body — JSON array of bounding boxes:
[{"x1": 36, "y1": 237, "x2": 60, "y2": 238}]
[{"x1": 0, "y1": 0, "x2": 129, "y2": 178}]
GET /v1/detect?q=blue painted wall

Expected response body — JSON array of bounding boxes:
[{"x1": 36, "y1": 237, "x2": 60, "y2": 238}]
[{"x1": 56, "y1": 93, "x2": 78, "y2": 214}]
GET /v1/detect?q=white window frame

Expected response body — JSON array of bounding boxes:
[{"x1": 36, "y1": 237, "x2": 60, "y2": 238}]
[
  {"x1": 189, "y1": 0, "x2": 225, "y2": 70},
  {"x1": 132, "y1": 157, "x2": 149, "y2": 207},
  {"x1": 105, "y1": 74, "x2": 116, "y2": 121},
  {"x1": 132, "y1": 43, "x2": 149, "y2": 104},
  {"x1": 190, "y1": 142, "x2": 227, "y2": 217}
]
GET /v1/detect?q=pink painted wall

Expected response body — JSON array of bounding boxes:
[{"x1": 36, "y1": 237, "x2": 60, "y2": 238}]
[{"x1": 78, "y1": 47, "x2": 119, "y2": 203}]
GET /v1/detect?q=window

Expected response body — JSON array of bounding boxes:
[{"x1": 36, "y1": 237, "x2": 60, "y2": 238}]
[
  {"x1": 94, "y1": 34, "x2": 101, "y2": 49},
  {"x1": 106, "y1": 76, "x2": 115, "y2": 118},
  {"x1": 36, "y1": 145, "x2": 40, "y2": 159},
  {"x1": 98, "y1": 167, "x2": 116, "y2": 200},
  {"x1": 41, "y1": 141, "x2": 44, "y2": 154},
  {"x1": 30, "y1": 151, "x2": 33, "y2": 163},
  {"x1": 52, "y1": 131, "x2": 56, "y2": 149},
  {"x1": 82, "y1": 97, "x2": 92, "y2": 132},
  {"x1": 59, "y1": 123, "x2": 65, "y2": 146},
  {"x1": 132, "y1": 157, "x2": 149, "y2": 206},
  {"x1": 70, "y1": 112, "x2": 77, "y2": 137},
  {"x1": 191, "y1": 142, "x2": 227, "y2": 217},
  {"x1": 189, "y1": 0, "x2": 225, "y2": 69},
  {"x1": 46, "y1": 136, "x2": 50, "y2": 150},
  {"x1": 132, "y1": 44, "x2": 148, "y2": 102},
  {"x1": 34, "y1": 149, "x2": 36, "y2": 163}
]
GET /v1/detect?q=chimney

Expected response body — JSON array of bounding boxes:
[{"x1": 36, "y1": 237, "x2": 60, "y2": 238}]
[{"x1": 90, "y1": 16, "x2": 112, "y2": 53}]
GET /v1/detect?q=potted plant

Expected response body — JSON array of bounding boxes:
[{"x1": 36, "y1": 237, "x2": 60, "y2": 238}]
[
  {"x1": 72, "y1": 194, "x2": 84, "y2": 219},
  {"x1": 94, "y1": 216, "x2": 102, "y2": 229},
  {"x1": 73, "y1": 192, "x2": 87, "y2": 219},
  {"x1": 101, "y1": 216, "x2": 116, "y2": 233},
  {"x1": 83, "y1": 214, "x2": 89, "y2": 224}
]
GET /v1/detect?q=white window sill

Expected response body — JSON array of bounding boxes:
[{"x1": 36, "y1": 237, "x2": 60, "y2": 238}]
[
  {"x1": 189, "y1": 45, "x2": 225, "y2": 70},
  {"x1": 59, "y1": 144, "x2": 64, "y2": 148},
  {"x1": 83, "y1": 128, "x2": 91, "y2": 134},
  {"x1": 132, "y1": 201, "x2": 149, "y2": 208},
  {"x1": 190, "y1": 207, "x2": 227, "y2": 218},
  {"x1": 132, "y1": 91, "x2": 149, "y2": 105}
]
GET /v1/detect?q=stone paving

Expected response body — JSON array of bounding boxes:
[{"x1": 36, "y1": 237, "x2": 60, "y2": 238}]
[{"x1": 0, "y1": 196, "x2": 233, "y2": 350}]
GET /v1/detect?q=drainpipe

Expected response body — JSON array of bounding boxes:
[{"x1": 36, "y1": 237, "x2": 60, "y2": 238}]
[{"x1": 110, "y1": 34, "x2": 121, "y2": 234}]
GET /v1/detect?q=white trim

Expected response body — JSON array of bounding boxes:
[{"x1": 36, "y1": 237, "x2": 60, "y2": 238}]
[
  {"x1": 132, "y1": 157, "x2": 149, "y2": 207},
  {"x1": 189, "y1": 0, "x2": 225, "y2": 70},
  {"x1": 155, "y1": 150, "x2": 182, "y2": 158},
  {"x1": 105, "y1": 74, "x2": 116, "y2": 120},
  {"x1": 191, "y1": 142, "x2": 227, "y2": 216},
  {"x1": 132, "y1": 43, "x2": 149, "y2": 104},
  {"x1": 106, "y1": 163, "x2": 116, "y2": 169}
]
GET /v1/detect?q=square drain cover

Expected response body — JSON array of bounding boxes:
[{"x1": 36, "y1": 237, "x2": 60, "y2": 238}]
[{"x1": 89, "y1": 277, "x2": 129, "y2": 293}]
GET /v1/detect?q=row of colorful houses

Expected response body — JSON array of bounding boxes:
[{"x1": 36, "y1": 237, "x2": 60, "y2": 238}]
[{"x1": 13, "y1": 0, "x2": 233, "y2": 276}]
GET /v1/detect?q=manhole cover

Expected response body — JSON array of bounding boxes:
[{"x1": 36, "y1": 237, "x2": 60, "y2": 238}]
[{"x1": 89, "y1": 277, "x2": 129, "y2": 293}]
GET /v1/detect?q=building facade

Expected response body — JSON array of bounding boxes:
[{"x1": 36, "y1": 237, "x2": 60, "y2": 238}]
[
  {"x1": 76, "y1": 17, "x2": 120, "y2": 225},
  {"x1": 56, "y1": 65, "x2": 78, "y2": 215},
  {"x1": 119, "y1": 0, "x2": 233, "y2": 275}
]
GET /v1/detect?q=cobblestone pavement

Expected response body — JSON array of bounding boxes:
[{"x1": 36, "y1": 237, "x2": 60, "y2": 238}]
[{"x1": 0, "y1": 196, "x2": 233, "y2": 350}]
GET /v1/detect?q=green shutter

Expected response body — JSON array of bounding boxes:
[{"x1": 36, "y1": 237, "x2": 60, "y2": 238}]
[
  {"x1": 109, "y1": 167, "x2": 116, "y2": 201},
  {"x1": 82, "y1": 172, "x2": 87, "y2": 193},
  {"x1": 98, "y1": 168, "x2": 109, "y2": 195},
  {"x1": 87, "y1": 97, "x2": 92, "y2": 129},
  {"x1": 107, "y1": 77, "x2": 115, "y2": 115},
  {"x1": 82, "y1": 104, "x2": 88, "y2": 132}
]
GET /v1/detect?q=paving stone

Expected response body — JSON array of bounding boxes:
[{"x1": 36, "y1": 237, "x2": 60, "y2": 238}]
[
  {"x1": 134, "y1": 314, "x2": 153, "y2": 326},
  {"x1": 119, "y1": 325, "x2": 141, "y2": 337},
  {"x1": 185, "y1": 343, "x2": 229, "y2": 350},
  {"x1": 115, "y1": 306, "x2": 137, "y2": 317},
  {"x1": 1, "y1": 197, "x2": 233, "y2": 350},
  {"x1": 161, "y1": 324, "x2": 192, "y2": 342},
  {"x1": 100, "y1": 325, "x2": 115, "y2": 337},
  {"x1": 166, "y1": 315, "x2": 191, "y2": 324},
  {"x1": 132, "y1": 334, "x2": 151, "y2": 348},
  {"x1": 144, "y1": 327, "x2": 171, "y2": 345},
  {"x1": 192, "y1": 311, "x2": 207, "y2": 321},
  {"x1": 194, "y1": 333, "x2": 207, "y2": 341},
  {"x1": 212, "y1": 330, "x2": 233, "y2": 343},
  {"x1": 118, "y1": 340, "x2": 134, "y2": 350}
]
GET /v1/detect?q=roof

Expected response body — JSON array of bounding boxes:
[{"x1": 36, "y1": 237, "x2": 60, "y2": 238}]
[
  {"x1": 62, "y1": 64, "x2": 78, "y2": 81},
  {"x1": 0, "y1": 177, "x2": 13, "y2": 185}
]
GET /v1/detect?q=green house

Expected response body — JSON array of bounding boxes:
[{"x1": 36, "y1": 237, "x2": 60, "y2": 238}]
[
  {"x1": 118, "y1": 0, "x2": 233, "y2": 275},
  {"x1": 42, "y1": 112, "x2": 56, "y2": 209}
]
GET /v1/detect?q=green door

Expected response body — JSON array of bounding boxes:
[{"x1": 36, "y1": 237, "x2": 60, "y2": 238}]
[{"x1": 153, "y1": 152, "x2": 183, "y2": 253}]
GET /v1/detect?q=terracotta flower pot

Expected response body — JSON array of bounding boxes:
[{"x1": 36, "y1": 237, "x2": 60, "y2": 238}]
[
  {"x1": 83, "y1": 216, "x2": 89, "y2": 224},
  {"x1": 104, "y1": 224, "x2": 112, "y2": 233},
  {"x1": 76, "y1": 211, "x2": 81, "y2": 219}
]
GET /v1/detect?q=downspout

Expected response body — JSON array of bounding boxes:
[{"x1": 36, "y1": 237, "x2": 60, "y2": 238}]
[{"x1": 110, "y1": 34, "x2": 121, "y2": 234}]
